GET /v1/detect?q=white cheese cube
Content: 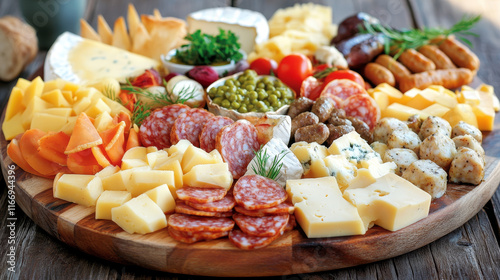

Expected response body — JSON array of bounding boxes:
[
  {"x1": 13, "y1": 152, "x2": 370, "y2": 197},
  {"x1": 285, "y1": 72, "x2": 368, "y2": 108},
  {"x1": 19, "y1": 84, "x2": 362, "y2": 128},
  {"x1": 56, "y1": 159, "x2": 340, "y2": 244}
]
[
  {"x1": 111, "y1": 194, "x2": 167, "y2": 234},
  {"x1": 328, "y1": 131, "x2": 381, "y2": 168},
  {"x1": 95, "y1": 190, "x2": 131, "y2": 220},
  {"x1": 183, "y1": 162, "x2": 233, "y2": 190},
  {"x1": 144, "y1": 184, "x2": 176, "y2": 213},
  {"x1": 128, "y1": 170, "x2": 175, "y2": 197},
  {"x1": 181, "y1": 145, "x2": 223, "y2": 173},
  {"x1": 53, "y1": 174, "x2": 103, "y2": 207},
  {"x1": 343, "y1": 173, "x2": 431, "y2": 232},
  {"x1": 286, "y1": 177, "x2": 365, "y2": 238}
]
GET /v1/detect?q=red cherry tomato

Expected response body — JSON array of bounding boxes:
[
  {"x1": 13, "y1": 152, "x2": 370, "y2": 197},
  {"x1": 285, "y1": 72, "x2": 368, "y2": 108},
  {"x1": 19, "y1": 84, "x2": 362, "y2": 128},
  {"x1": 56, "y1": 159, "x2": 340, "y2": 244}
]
[
  {"x1": 324, "y1": 69, "x2": 365, "y2": 88},
  {"x1": 249, "y1": 57, "x2": 278, "y2": 75},
  {"x1": 276, "y1": 54, "x2": 313, "y2": 94}
]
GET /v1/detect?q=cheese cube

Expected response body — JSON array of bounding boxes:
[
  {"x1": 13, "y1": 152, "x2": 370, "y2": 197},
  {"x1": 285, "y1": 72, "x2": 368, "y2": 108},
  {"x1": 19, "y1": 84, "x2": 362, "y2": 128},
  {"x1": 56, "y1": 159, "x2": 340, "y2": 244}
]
[
  {"x1": 146, "y1": 150, "x2": 169, "y2": 168},
  {"x1": 372, "y1": 83, "x2": 403, "y2": 104},
  {"x1": 476, "y1": 84, "x2": 499, "y2": 111},
  {"x1": 53, "y1": 174, "x2": 103, "y2": 207},
  {"x1": 343, "y1": 173, "x2": 431, "y2": 232},
  {"x1": 457, "y1": 88, "x2": 481, "y2": 106},
  {"x1": 15, "y1": 78, "x2": 31, "y2": 91},
  {"x1": 85, "y1": 98, "x2": 112, "y2": 118},
  {"x1": 472, "y1": 105, "x2": 495, "y2": 131},
  {"x1": 167, "y1": 139, "x2": 192, "y2": 156},
  {"x1": 5, "y1": 87, "x2": 25, "y2": 121},
  {"x1": 42, "y1": 107, "x2": 73, "y2": 118},
  {"x1": 30, "y1": 113, "x2": 68, "y2": 132},
  {"x1": 347, "y1": 158, "x2": 397, "y2": 190},
  {"x1": 421, "y1": 103, "x2": 450, "y2": 118},
  {"x1": 370, "y1": 142, "x2": 388, "y2": 158},
  {"x1": 290, "y1": 141, "x2": 329, "y2": 174},
  {"x1": 382, "y1": 103, "x2": 429, "y2": 121},
  {"x1": 304, "y1": 158, "x2": 329, "y2": 178},
  {"x1": 144, "y1": 184, "x2": 176, "y2": 213},
  {"x1": 403, "y1": 91, "x2": 435, "y2": 110},
  {"x1": 94, "y1": 111, "x2": 114, "y2": 132},
  {"x1": 183, "y1": 163, "x2": 233, "y2": 190},
  {"x1": 442, "y1": 103, "x2": 478, "y2": 128},
  {"x1": 101, "y1": 169, "x2": 134, "y2": 191},
  {"x1": 286, "y1": 177, "x2": 365, "y2": 238},
  {"x1": 400, "y1": 88, "x2": 421, "y2": 103},
  {"x1": 2, "y1": 113, "x2": 26, "y2": 140},
  {"x1": 121, "y1": 146, "x2": 149, "y2": 170},
  {"x1": 60, "y1": 116, "x2": 77, "y2": 135},
  {"x1": 371, "y1": 90, "x2": 389, "y2": 111},
  {"x1": 72, "y1": 96, "x2": 92, "y2": 115},
  {"x1": 111, "y1": 194, "x2": 167, "y2": 234},
  {"x1": 41, "y1": 89, "x2": 71, "y2": 107},
  {"x1": 22, "y1": 76, "x2": 44, "y2": 107},
  {"x1": 327, "y1": 131, "x2": 381, "y2": 168},
  {"x1": 21, "y1": 96, "x2": 52, "y2": 129},
  {"x1": 322, "y1": 155, "x2": 357, "y2": 192},
  {"x1": 42, "y1": 78, "x2": 65, "y2": 93},
  {"x1": 62, "y1": 81, "x2": 80, "y2": 94},
  {"x1": 95, "y1": 165, "x2": 120, "y2": 179},
  {"x1": 181, "y1": 145, "x2": 223, "y2": 173},
  {"x1": 421, "y1": 88, "x2": 458, "y2": 108},
  {"x1": 61, "y1": 90, "x2": 74, "y2": 104},
  {"x1": 153, "y1": 159, "x2": 183, "y2": 199},
  {"x1": 128, "y1": 170, "x2": 175, "y2": 197},
  {"x1": 95, "y1": 190, "x2": 131, "y2": 220}
]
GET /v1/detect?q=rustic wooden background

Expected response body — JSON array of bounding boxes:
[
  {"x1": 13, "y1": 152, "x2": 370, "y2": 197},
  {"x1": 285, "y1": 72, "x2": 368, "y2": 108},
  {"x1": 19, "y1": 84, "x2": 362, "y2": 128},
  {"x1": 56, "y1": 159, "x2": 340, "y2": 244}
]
[{"x1": 0, "y1": 0, "x2": 499, "y2": 279}]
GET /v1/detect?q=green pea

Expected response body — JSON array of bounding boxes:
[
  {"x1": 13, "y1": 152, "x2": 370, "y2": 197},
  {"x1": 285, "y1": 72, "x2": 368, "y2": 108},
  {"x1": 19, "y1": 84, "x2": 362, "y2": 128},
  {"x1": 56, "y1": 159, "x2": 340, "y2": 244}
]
[
  {"x1": 216, "y1": 88, "x2": 225, "y2": 97},
  {"x1": 266, "y1": 85, "x2": 276, "y2": 92},
  {"x1": 268, "y1": 94, "x2": 278, "y2": 104},
  {"x1": 231, "y1": 101, "x2": 240, "y2": 109},
  {"x1": 213, "y1": 97, "x2": 223, "y2": 105},
  {"x1": 221, "y1": 99, "x2": 231, "y2": 108},
  {"x1": 264, "y1": 100, "x2": 270, "y2": 106},
  {"x1": 248, "y1": 90, "x2": 258, "y2": 100},
  {"x1": 224, "y1": 79, "x2": 234, "y2": 87},
  {"x1": 271, "y1": 100, "x2": 282, "y2": 108},
  {"x1": 228, "y1": 94, "x2": 236, "y2": 102},
  {"x1": 256, "y1": 82, "x2": 265, "y2": 89},
  {"x1": 238, "y1": 106, "x2": 248, "y2": 113},
  {"x1": 245, "y1": 84, "x2": 255, "y2": 91},
  {"x1": 258, "y1": 90, "x2": 268, "y2": 100},
  {"x1": 247, "y1": 104, "x2": 255, "y2": 111}
]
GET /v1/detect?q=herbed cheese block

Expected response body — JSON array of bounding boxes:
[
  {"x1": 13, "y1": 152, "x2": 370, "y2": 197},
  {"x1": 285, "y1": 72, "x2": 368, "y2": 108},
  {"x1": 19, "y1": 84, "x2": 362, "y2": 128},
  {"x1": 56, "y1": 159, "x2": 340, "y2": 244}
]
[
  {"x1": 95, "y1": 190, "x2": 131, "y2": 220},
  {"x1": 286, "y1": 177, "x2": 365, "y2": 238},
  {"x1": 343, "y1": 173, "x2": 431, "y2": 232},
  {"x1": 111, "y1": 194, "x2": 167, "y2": 234},
  {"x1": 328, "y1": 131, "x2": 381, "y2": 168},
  {"x1": 53, "y1": 173, "x2": 103, "y2": 207},
  {"x1": 183, "y1": 162, "x2": 233, "y2": 190}
]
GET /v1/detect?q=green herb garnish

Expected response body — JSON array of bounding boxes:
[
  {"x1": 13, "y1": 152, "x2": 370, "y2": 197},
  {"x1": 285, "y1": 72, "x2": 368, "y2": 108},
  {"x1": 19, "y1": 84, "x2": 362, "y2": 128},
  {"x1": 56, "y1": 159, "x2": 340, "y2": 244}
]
[
  {"x1": 251, "y1": 146, "x2": 288, "y2": 181},
  {"x1": 361, "y1": 15, "x2": 481, "y2": 59},
  {"x1": 121, "y1": 79, "x2": 197, "y2": 107},
  {"x1": 131, "y1": 100, "x2": 151, "y2": 126},
  {"x1": 174, "y1": 28, "x2": 243, "y2": 65}
]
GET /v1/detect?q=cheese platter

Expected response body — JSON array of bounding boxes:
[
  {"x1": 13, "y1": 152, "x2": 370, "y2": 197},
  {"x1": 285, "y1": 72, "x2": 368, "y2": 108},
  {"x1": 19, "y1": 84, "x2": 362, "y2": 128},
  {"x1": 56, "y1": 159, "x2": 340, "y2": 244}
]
[{"x1": 1, "y1": 2, "x2": 500, "y2": 277}]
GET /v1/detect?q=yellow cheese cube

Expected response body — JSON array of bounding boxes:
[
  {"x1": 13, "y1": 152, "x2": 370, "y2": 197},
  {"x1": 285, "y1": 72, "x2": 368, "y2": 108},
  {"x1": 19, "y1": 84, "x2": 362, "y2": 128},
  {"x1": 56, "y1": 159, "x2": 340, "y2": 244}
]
[
  {"x1": 146, "y1": 150, "x2": 169, "y2": 168},
  {"x1": 442, "y1": 103, "x2": 478, "y2": 128},
  {"x1": 22, "y1": 76, "x2": 44, "y2": 107},
  {"x1": 382, "y1": 103, "x2": 428, "y2": 121},
  {"x1": 111, "y1": 194, "x2": 167, "y2": 234},
  {"x1": 74, "y1": 87, "x2": 102, "y2": 101},
  {"x1": 370, "y1": 90, "x2": 389, "y2": 111},
  {"x1": 400, "y1": 88, "x2": 421, "y2": 104},
  {"x1": 290, "y1": 141, "x2": 329, "y2": 175},
  {"x1": 472, "y1": 105, "x2": 495, "y2": 131},
  {"x1": 373, "y1": 83, "x2": 403, "y2": 103},
  {"x1": 343, "y1": 173, "x2": 431, "y2": 231},
  {"x1": 41, "y1": 89, "x2": 71, "y2": 107},
  {"x1": 121, "y1": 159, "x2": 149, "y2": 170},
  {"x1": 62, "y1": 81, "x2": 80, "y2": 94},
  {"x1": 153, "y1": 159, "x2": 183, "y2": 198},
  {"x1": 428, "y1": 85, "x2": 456, "y2": 99},
  {"x1": 61, "y1": 90, "x2": 74, "y2": 104},
  {"x1": 181, "y1": 145, "x2": 223, "y2": 173},
  {"x1": 457, "y1": 89, "x2": 481, "y2": 106},
  {"x1": 42, "y1": 107, "x2": 73, "y2": 118},
  {"x1": 72, "y1": 96, "x2": 92, "y2": 115},
  {"x1": 30, "y1": 113, "x2": 68, "y2": 132},
  {"x1": 53, "y1": 174, "x2": 103, "y2": 207},
  {"x1": 121, "y1": 146, "x2": 149, "y2": 170},
  {"x1": 286, "y1": 177, "x2": 365, "y2": 238},
  {"x1": 95, "y1": 165, "x2": 120, "y2": 179},
  {"x1": 421, "y1": 88, "x2": 457, "y2": 108},
  {"x1": 60, "y1": 116, "x2": 77, "y2": 135},
  {"x1": 421, "y1": 103, "x2": 450, "y2": 118},
  {"x1": 94, "y1": 111, "x2": 114, "y2": 132},
  {"x1": 167, "y1": 139, "x2": 192, "y2": 156},
  {"x1": 144, "y1": 184, "x2": 176, "y2": 213},
  {"x1": 146, "y1": 146, "x2": 158, "y2": 153},
  {"x1": 128, "y1": 170, "x2": 175, "y2": 197},
  {"x1": 5, "y1": 87, "x2": 25, "y2": 121},
  {"x1": 101, "y1": 169, "x2": 134, "y2": 191},
  {"x1": 370, "y1": 142, "x2": 388, "y2": 158},
  {"x1": 2, "y1": 113, "x2": 26, "y2": 140},
  {"x1": 21, "y1": 96, "x2": 52, "y2": 129},
  {"x1": 403, "y1": 92, "x2": 435, "y2": 110},
  {"x1": 102, "y1": 98, "x2": 131, "y2": 116},
  {"x1": 322, "y1": 155, "x2": 357, "y2": 192},
  {"x1": 42, "y1": 79, "x2": 65, "y2": 93},
  {"x1": 15, "y1": 78, "x2": 31, "y2": 91},
  {"x1": 347, "y1": 158, "x2": 397, "y2": 190},
  {"x1": 183, "y1": 163, "x2": 233, "y2": 190},
  {"x1": 85, "y1": 98, "x2": 112, "y2": 118},
  {"x1": 95, "y1": 190, "x2": 131, "y2": 220}
]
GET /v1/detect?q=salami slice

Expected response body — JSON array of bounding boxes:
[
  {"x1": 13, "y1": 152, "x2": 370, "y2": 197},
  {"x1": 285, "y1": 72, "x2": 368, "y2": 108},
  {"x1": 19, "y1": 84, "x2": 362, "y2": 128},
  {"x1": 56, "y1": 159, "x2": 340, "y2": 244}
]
[
  {"x1": 168, "y1": 213, "x2": 235, "y2": 232},
  {"x1": 233, "y1": 213, "x2": 289, "y2": 237},
  {"x1": 176, "y1": 186, "x2": 227, "y2": 204},
  {"x1": 168, "y1": 227, "x2": 229, "y2": 243},
  {"x1": 216, "y1": 120, "x2": 260, "y2": 179},
  {"x1": 342, "y1": 94, "x2": 381, "y2": 130},
  {"x1": 175, "y1": 201, "x2": 233, "y2": 217},
  {"x1": 185, "y1": 192, "x2": 236, "y2": 212},
  {"x1": 199, "y1": 116, "x2": 234, "y2": 153},
  {"x1": 320, "y1": 79, "x2": 367, "y2": 100},
  {"x1": 138, "y1": 104, "x2": 190, "y2": 149},
  {"x1": 284, "y1": 214, "x2": 296, "y2": 232},
  {"x1": 234, "y1": 201, "x2": 294, "y2": 217},
  {"x1": 299, "y1": 76, "x2": 323, "y2": 100},
  {"x1": 228, "y1": 229, "x2": 280, "y2": 250},
  {"x1": 233, "y1": 175, "x2": 288, "y2": 210},
  {"x1": 171, "y1": 108, "x2": 215, "y2": 147}
]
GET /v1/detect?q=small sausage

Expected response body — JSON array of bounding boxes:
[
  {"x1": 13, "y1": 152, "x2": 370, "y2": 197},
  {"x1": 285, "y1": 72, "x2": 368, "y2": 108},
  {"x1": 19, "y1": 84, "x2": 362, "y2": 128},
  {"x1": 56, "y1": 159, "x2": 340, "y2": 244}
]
[
  {"x1": 291, "y1": 112, "x2": 319, "y2": 136},
  {"x1": 295, "y1": 123, "x2": 330, "y2": 144},
  {"x1": 288, "y1": 97, "x2": 314, "y2": 119},
  {"x1": 326, "y1": 124, "x2": 355, "y2": 146},
  {"x1": 328, "y1": 116, "x2": 352, "y2": 126},
  {"x1": 364, "y1": 62, "x2": 396, "y2": 86},
  {"x1": 374, "y1": 54, "x2": 411, "y2": 82},
  {"x1": 438, "y1": 36, "x2": 480, "y2": 71},
  {"x1": 346, "y1": 116, "x2": 373, "y2": 143},
  {"x1": 418, "y1": 45, "x2": 456, "y2": 69},
  {"x1": 399, "y1": 68, "x2": 474, "y2": 93},
  {"x1": 397, "y1": 49, "x2": 436, "y2": 73},
  {"x1": 311, "y1": 96, "x2": 336, "y2": 123}
]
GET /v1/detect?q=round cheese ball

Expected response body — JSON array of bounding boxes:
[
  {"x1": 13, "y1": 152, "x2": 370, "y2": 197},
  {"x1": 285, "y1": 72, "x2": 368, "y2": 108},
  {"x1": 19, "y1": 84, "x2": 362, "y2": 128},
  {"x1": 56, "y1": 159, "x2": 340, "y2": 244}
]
[{"x1": 383, "y1": 148, "x2": 419, "y2": 176}]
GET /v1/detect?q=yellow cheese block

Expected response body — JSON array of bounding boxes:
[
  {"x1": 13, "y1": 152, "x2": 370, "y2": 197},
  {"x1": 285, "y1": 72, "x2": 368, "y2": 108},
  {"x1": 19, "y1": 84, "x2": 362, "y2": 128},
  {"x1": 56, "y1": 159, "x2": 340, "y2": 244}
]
[
  {"x1": 153, "y1": 159, "x2": 183, "y2": 199},
  {"x1": 181, "y1": 145, "x2": 223, "y2": 173},
  {"x1": 121, "y1": 147, "x2": 149, "y2": 170},
  {"x1": 15, "y1": 78, "x2": 31, "y2": 91},
  {"x1": 372, "y1": 83, "x2": 403, "y2": 104},
  {"x1": 472, "y1": 105, "x2": 495, "y2": 131},
  {"x1": 442, "y1": 103, "x2": 478, "y2": 128},
  {"x1": 382, "y1": 103, "x2": 429, "y2": 121},
  {"x1": 94, "y1": 111, "x2": 114, "y2": 132},
  {"x1": 62, "y1": 81, "x2": 80, "y2": 94},
  {"x1": 5, "y1": 87, "x2": 25, "y2": 121},
  {"x1": 146, "y1": 150, "x2": 169, "y2": 168},
  {"x1": 95, "y1": 165, "x2": 120, "y2": 179},
  {"x1": 61, "y1": 90, "x2": 74, "y2": 105},
  {"x1": 457, "y1": 88, "x2": 481, "y2": 106},
  {"x1": 421, "y1": 103, "x2": 450, "y2": 118},
  {"x1": 370, "y1": 142, "x2": 388, "y2": 158},
  {"x1": 41, "y1": 89, "x2": 71, "y2": 107},
  {"x1": 21, "y1": 96, "x2": 52, "y2": 129},
  {"x1": 343, "y1": 173, "x2": 431, "y2": 231},
  {"x1": 286, "y1": 177, "x2": 365, "y2": 238},
  {"x1": 303, "y1": 158, "x2": 329, "y2": 178},
  {"x1": 347, "y1": 158, "x2": 396, "y2": 190},
  {"x1": 111, "y1": 194, "x2": 167, "y2": 234},
  {"x1": 476, "y1": 84, "x2": 499, "y2": 111},
  {"x1": 30, "y1": 113, "x2": 68, "y2": 132},
  {"x1": 42, "y1": 78, "x2": 65, "y2": 93},
  {"x1": 370, "y1": 90, "x2": 389, "y2": 111},
  {"x1": 183, "y1": 162, "x2": 233, "y2": 190},
  {"x1": 22, "y1": 76, "x2": 44, "y2": 107},
  {"x1": 144, "y1": 184, "x2": 176, "y2": 213},
  {"x1": 42, "y1": 107, "x2": 73, "y2": 118},
  {"x1": 290, "y1": 141, "x2": 329, "y2": 175},
  {"x1": 128, "y1": 170, "x2": 175, "y2": 197},
  {"x1": 403, "y1": 91, "x2": 435, "y2": 110},
  {"x1": 167, "y1": 139, "x2": 192, "y2": 156},
  {"x1": 53, "y1": 174, "x2": 103, "y2": 207},
  {"x1": 101, "y1": 169, "x2": 135, "y2": 191},
  {"x1": 421, "y1": 88, "x2": 458, "y2": 108},
  {"x1": 2, "y1": 113, "x2": 25, "y2": 140},
  {"x1": 95, "y1": 190, "x2": 131, "y2": 220},
  {"x1": 85, "y1": 98, "x2": 112, "y2": 118},
  {"x1": 60, "y1": 116, "x2": 77, "y2": 135}
]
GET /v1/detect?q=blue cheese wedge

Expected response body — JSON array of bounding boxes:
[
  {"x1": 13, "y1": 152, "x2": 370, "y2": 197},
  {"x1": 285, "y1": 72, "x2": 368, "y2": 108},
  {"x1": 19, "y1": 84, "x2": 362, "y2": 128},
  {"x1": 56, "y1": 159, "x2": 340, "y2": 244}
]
[
  {"x1": 328, "y1": 131, "x2": 381, "y2": 168},
  {"x1": 290, "y1": 141, "x2": 329, "y2": 176},
  {"x1": 44, "y1": 32, "x2": 160, "y2": 84},
  {"x1": 245, "y1": 138, "x2": 303, "y2": 187}
]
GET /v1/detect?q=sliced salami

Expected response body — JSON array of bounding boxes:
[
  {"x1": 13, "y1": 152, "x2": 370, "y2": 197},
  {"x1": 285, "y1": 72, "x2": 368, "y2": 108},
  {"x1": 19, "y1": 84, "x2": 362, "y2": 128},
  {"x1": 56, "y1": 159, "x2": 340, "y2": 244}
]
[
  {"x1": 284, "y1": 214, "x2": 296, "y2": 232},
  {"x1": 176, "y1": 186, "x2": 227, "y2": 204},
  {"x1": 234, "y1": 201, "x2": 294, "y2": 217},
  {"x1": 233, "y1": 213, "x2": 289, "y2": 237},
  {"x1": 299, "y1": 76, "x2": 323, "y2": 100},
  {"x1": 216, "y1": 120, "x2": 260, "y2": 179},
  {"x1": 342, "y1": 94, "x2": 381, "y2": 130},
  {"x1": 138, "y1": 104, "x2": 190, "y2": 149},
  {"x1": 228, "y1": 229, "x2": 280, "y2": 250},
  {"x1": 233, "y1": 175, "x2": 288, "y2": 210},
  {"x1": 199, "y1": 116, "x2": 234, "y2": 153},
  {"x1": 168, "y1": 213, "x2": 235, "y2": 232},
  {"x1": 185, "y1": 192, "x2": 236, "y2": 212},
  {"x1": 170, "y1": 108, "x2": 215, "y2": 147},
  {"x1": 175, "y1": 201, "x2": 233, "y2": 217},
  {"x1": 168, "y1": 227, "x2": 229, "y2": 243},
  {"x1": 320, "y1": 79, "x2": 367, "y2": 100}
]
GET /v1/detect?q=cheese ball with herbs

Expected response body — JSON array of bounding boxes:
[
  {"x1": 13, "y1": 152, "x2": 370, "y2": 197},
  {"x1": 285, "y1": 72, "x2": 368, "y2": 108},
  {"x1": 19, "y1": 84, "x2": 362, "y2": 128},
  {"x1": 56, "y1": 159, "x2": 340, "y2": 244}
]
[{"x1": 208, "y1": 69, "x2": 294, "y2": 113}]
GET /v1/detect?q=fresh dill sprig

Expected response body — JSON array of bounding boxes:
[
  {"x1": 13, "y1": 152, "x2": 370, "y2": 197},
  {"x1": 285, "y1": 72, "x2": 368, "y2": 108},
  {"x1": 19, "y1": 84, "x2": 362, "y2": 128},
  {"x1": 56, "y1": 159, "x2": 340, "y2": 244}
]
[
  {"x1": 131, "y1": 100, "x2": 151, "y2": 126},
  {"x1": 167, "y1": 80, "x2": 198, "y2": 105},
  {"x1": 102, "y1": 84, "x2": 120, "y2": 103},
  {"x1": 361, "y1": 15, "x2": 481, "y2": 59},
  {"x1": 251, "y1": 147, "x2": 288, "y2": 181},
  {"x1": 121, "y1": 79, "x2": 197, "y2": 106}
]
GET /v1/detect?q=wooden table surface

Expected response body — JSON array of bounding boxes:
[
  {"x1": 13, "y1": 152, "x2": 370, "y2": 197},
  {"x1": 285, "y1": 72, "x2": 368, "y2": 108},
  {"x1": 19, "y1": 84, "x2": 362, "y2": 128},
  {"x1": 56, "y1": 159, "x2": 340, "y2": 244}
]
[{"x1": 0, "y1": 0, "x2": 499, "y2": 279}]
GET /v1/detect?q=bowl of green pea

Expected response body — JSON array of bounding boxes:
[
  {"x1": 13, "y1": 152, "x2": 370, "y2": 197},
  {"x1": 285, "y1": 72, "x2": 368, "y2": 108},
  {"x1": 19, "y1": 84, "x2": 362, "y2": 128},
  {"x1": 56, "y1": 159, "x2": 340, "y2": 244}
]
[{"x1": 206, "y1": 69, "x2": 295, "y2": 120}]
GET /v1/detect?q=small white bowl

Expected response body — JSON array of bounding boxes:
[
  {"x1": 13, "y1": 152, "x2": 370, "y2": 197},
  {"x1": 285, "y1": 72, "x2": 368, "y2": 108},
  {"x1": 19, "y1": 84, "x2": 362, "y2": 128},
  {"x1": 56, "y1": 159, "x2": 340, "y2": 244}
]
[{"x1": 161, "y1": 48, "x2": 246, "y2": 76}]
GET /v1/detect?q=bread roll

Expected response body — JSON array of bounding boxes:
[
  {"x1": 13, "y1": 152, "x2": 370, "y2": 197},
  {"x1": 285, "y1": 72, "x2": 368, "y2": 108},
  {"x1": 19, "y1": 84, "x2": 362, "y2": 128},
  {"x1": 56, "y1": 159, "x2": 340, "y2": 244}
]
[{"x1": 0, "y1": 16, "x2": 38, "y2": 81}]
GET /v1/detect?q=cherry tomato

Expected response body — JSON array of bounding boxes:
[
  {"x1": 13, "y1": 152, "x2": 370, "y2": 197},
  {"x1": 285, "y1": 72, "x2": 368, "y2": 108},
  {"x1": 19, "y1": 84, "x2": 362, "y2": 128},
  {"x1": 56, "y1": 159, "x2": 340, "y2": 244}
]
[
  {"x1": 276, "y1": 54, "x2": 313, "y2": 94},
  {"x1": 324, "y1": 69, "x2": 365, "y2": 88},
  {"x1": 249, "y1": 57, "x2": 278, "y2": 75}
]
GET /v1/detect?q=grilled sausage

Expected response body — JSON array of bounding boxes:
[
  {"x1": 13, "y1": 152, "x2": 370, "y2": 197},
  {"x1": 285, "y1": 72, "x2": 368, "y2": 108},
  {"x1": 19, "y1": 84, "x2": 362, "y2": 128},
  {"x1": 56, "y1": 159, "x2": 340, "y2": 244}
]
[
  {"x1": 312, "y1": 96, "x2": 337, "y2": 123},
  {"x1": 397, "y1": 49, "x2": 436, "y2": 73},
  {"x1": 291, "y1": 112, "x2": 319, "y2": 136},
  {"x1": 295, "y1": 123, "x2": 330, "y2": 144},
  {"x1": 347, "y1": 116, "x2": 372, "y2": 143},
  {"x1": 399, "y1": 68, "x2": 474, "y2": 94},
  {"x1": 418, "y1": 44, "x2": 456, "y2": 69},
  {"x1": 288, "y1": 97, "x2": 314, "y2": 119},
  {"x1": 374, "y1": 54, "x2": 411, "y2": 82},
  {"x1": 364, "y1": 62, "x2": 396, "y2": 86},
  {"x1": 326, "y1": 124, "x2": 355, "y2": 146},
  {"x1": 438, "y1": 36, "x2": 480, "y2": 71}
]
